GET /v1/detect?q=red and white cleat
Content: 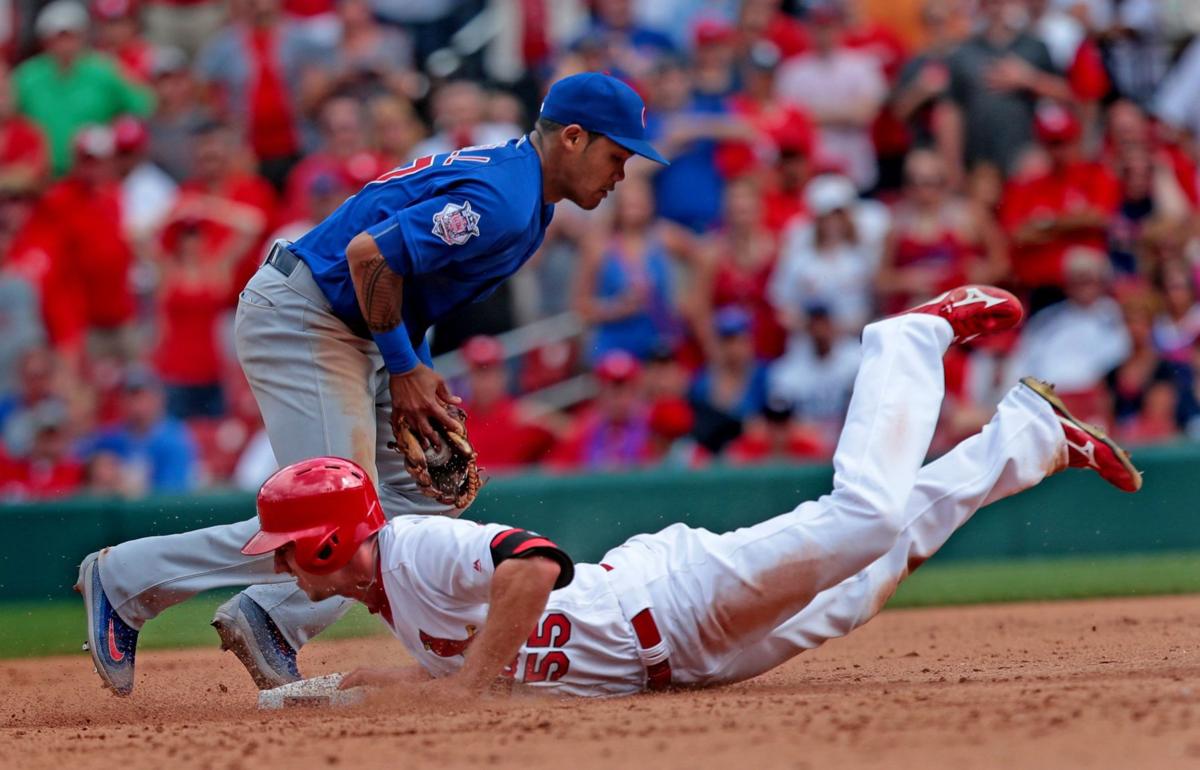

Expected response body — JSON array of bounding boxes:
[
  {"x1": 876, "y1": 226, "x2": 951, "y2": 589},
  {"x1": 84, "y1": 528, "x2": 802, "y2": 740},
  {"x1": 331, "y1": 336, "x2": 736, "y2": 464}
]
[
  {"x1": 897, "y1": 285, "x2": 1024, "y2": 344},
  {"x1": 1021, "y1": 377, "x2": 1143, "y2": 493}
]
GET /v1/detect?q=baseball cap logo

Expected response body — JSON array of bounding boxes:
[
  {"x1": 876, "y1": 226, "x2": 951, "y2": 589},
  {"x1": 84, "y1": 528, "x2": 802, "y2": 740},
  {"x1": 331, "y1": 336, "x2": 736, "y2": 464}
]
[{"x1": 641, "y1": 106, "x2": 646, "y2": 129}]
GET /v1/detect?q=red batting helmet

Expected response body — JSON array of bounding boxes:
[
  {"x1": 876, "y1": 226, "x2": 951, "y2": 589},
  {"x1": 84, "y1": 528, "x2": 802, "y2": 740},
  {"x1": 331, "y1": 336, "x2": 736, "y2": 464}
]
[{"x1": 241, "y1": 457, "x2": 386, "y2": 575}]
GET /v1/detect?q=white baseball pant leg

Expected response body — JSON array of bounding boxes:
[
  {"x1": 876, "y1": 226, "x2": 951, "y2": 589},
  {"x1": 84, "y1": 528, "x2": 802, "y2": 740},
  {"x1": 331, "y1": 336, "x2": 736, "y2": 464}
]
[
  {"x1": 696, "y1": 381, "x2": 1067, "y2": 685},
  {"x1": 96, "y1": 257, "x2": 455, "y2": 649},
  {"x1": 602, "y1": 314, "x2": 955, "y2": 684}
]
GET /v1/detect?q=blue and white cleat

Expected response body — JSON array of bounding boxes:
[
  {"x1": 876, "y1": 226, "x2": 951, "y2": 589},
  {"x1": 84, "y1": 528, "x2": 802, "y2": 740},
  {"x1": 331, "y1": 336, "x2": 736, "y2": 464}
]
[
  {"x1": 75, "y1": 551, "x2": 138, "y2": 696},
  {"x1": 211, "y1": 594, "x2": 302, "y2": 690}
]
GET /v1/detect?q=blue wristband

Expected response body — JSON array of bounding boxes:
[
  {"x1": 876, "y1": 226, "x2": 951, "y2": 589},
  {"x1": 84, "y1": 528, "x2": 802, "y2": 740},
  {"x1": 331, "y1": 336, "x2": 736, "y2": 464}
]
[{"x1": 373, "y1": 324, "x2": 420, "y2": 374}]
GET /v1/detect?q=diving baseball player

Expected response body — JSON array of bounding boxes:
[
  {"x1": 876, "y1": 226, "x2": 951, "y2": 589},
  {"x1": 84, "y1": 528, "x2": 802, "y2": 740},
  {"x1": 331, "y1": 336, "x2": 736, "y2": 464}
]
[
  {"x1": 239, "y1": 287, "x2": 1140, "y2": 698},
  {"x1": 76, "y1": 73, "x2": 669, "y2": 696}
]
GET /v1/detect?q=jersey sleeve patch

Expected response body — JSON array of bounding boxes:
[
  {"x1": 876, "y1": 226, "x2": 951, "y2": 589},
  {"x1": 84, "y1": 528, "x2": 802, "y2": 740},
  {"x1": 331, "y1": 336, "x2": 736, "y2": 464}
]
[
  {"x1": 431, "y1": 200, "x2": 482, "y2": 246},
  {"x1": 489, "y1": 528, "x2": 574, "y2": 590}
]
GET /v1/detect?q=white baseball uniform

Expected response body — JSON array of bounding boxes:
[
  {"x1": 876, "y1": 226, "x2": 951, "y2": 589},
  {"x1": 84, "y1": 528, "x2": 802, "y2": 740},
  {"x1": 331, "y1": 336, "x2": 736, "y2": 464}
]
[{"x1": 370, "y1": 315, "x2": 1068, "y2": 695}]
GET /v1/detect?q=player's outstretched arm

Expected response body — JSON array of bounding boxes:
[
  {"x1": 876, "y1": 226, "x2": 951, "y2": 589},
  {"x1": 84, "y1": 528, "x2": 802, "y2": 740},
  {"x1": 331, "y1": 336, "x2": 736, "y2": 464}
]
[
  {"x1": 339, "y1": 664, "x2": 432, "y2": 689},
  {"x1": 346, "y1": 231, "x2": 404, "y2": 333},
  {"x1": 452, "y1": 556, "x2": 560, "y2": 693}
]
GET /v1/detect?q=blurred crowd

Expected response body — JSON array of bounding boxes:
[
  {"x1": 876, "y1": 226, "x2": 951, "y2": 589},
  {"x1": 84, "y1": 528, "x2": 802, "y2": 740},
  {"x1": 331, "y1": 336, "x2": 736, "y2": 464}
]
[{"x1": 2, "y1": 0, "x2": 1200, "y2": 501}]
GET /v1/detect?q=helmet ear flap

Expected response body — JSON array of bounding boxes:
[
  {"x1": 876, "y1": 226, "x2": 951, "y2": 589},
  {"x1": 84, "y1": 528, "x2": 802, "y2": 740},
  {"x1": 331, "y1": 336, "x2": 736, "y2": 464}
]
[{"x1": 294, "y1": 529, "x2": 344, "y2": 575}]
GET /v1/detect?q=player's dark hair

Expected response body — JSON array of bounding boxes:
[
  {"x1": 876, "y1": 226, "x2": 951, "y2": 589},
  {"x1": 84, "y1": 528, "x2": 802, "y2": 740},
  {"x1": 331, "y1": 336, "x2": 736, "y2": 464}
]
[{"x1": 535, "y1": 117, "x2": 603, "y2": 146}]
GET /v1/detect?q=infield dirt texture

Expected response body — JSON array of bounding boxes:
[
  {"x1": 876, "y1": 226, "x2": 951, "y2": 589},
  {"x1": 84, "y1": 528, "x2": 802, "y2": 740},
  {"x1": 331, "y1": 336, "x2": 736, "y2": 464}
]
[{"x1": 3, "y1": 595, "x2": 1198, "y2": 770}]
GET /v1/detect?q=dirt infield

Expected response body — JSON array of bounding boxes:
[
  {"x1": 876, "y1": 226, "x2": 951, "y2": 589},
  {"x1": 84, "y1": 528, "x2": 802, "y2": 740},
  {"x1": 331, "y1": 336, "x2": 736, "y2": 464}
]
[{"x1": 4, "y1": 595, "x2": 1199, "y2": 770}]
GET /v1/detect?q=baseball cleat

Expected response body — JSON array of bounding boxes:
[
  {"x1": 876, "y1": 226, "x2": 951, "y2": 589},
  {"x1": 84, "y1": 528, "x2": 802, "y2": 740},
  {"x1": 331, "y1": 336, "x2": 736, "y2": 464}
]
[
  {"x1": 897, "y1": 285, "x2": 1024, "y2": 344},
  {"x1": 1021, "y1": 377, "x2": 1143, "y2": 492},
  {"x1": 75, "y1": 551, "x2": 139, "y2": 696},
  {"x1": 212, "y1": 594, "x2": 302, "y2": 690}
]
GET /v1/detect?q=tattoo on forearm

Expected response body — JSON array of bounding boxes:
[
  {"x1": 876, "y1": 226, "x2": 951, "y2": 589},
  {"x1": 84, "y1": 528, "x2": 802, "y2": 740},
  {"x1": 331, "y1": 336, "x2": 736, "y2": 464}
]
[{"x1": 360, "y1": 256, "x2": 403, "y2": 332}]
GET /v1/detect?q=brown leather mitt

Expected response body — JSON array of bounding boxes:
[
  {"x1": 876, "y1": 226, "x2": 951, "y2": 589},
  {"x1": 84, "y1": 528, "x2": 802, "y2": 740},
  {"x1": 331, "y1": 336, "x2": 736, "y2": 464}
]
[{"x1": 388, "y1": 406, "x2": 483, "y2": 510}]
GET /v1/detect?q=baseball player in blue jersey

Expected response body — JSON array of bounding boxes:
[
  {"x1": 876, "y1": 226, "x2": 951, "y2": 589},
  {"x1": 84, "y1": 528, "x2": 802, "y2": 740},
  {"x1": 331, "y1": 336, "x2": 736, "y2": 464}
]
[{"x1": 75, "y1": 73, "x2": 668, "y2": 696}]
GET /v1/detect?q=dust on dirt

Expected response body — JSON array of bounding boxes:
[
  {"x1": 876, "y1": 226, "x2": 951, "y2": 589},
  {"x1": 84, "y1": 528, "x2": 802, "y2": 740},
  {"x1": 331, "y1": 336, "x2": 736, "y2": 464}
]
[{"x1": 3, "y1": 595, "x2": 1199, "y2": 770}]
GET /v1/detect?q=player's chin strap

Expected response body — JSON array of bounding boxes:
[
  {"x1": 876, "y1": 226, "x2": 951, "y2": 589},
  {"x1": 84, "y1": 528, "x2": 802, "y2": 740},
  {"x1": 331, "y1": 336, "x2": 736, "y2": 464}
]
[{"x1": 601, "y1": 562, "x2": 673, "y2": 690}]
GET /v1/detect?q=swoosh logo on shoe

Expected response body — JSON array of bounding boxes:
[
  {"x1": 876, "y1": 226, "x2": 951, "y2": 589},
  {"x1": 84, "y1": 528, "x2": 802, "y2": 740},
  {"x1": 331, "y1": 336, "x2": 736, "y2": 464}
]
[{"x1": 107, "y1": 618, "x2": 125, "y2": 662}]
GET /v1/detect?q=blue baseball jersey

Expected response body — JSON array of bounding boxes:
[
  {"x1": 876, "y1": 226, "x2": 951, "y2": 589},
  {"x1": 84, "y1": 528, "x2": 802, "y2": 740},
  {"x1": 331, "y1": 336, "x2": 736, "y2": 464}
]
[{"x1": 290, "y1": 135, "x2": 554, "y2": 343}]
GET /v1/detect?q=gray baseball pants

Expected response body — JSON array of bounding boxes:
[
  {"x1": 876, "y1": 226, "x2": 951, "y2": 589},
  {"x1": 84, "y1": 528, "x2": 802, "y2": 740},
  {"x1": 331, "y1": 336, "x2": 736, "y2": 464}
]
[{"x1": 96, "y1": 250, "x2": 455, "y2": 649}]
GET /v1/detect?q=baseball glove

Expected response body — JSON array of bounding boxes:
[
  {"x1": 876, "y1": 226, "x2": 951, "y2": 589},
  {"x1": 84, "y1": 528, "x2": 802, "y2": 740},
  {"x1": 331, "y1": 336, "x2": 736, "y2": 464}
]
[{"x1": 388, "y1": 406, "x2": 484, "y2": 510}]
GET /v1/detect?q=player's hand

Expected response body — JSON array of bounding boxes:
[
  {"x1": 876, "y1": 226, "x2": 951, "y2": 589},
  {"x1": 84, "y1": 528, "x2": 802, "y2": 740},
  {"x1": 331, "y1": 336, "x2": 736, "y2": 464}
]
[
  {"x1": 339, "y1": 668, "x2": 479, "y2": 706},
  {"x1": 388, "y1": 365, "x2": 464, "y2": 449},
  {"x1": 340, "y1": 666, "x2": 429, "y2": 689}
]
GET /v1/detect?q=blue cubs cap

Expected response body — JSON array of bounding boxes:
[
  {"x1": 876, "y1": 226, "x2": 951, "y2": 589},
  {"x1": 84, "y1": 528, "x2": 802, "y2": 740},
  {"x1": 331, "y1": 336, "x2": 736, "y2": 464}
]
[{"x1": 539, "y1": 72, "x2": 668, "y2": 165}]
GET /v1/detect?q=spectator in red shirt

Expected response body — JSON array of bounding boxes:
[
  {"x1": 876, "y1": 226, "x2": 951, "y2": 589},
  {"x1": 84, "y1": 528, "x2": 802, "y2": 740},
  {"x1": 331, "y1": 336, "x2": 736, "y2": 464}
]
[
  {"x1": 876, "y1": 149, "x2": 1007, "y2": 313},
  {"x1": 550, "y1": 351, "x2": 652, "y2": 471},
  {"x1": 0, "y1": 64, "x2": 50, "y2": 192},
  {"x1": 195, "y1": 0, "x2": 329, "y2": 189},
  {"x1": 35, "y1": 125, "x2": 139, "y2": 362},
  {"x1": 645, "y1": 395, "x2": 706, "y2": 468},
  {"x1": 178, "y1": 120, "x2": 279, "y2": 300},
  {"x1": 0, "y1": 399, "x2": 84, "y2": 500},
  {"x1": 721, "y1": 39, "x2": 817, "y2": 191},
  {"x1": 725, "y1": 396, "x2": 829, "y2": 464},
  {"x1": 1000, "y1": 103, "x2": 1120, "y2": 311},
  {"x1": 92, "y1": 0, "x2": 156, "y2": 84},
  {"x1": 152, "y1": 194, "x2": 265, "y2": 419},
  {"x1": 456, "y1": 335, "x2": 554, "y2": 472},
  {"x1": 283, "y1": 94, "x2": 388, "y2": 221},
  {"x1": 758, "y1": 110, "x2": 815, "y2": 235},
  {"x1": 693, "y1": 175, "x2": 787, "y2": 361}
]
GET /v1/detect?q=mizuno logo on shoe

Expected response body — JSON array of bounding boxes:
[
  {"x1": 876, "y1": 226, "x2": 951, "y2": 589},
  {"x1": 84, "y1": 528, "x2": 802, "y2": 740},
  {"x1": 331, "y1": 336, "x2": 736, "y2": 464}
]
[
  {"x1": 1060, "y1": 419, "x2": 1100, "y2": 469},
  {"x1": 107, "y1": 618, "x2": 125, "y2": 662},
  {"x1": 950, "y1": 287, "x2": 1007, "y2": 309}
]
